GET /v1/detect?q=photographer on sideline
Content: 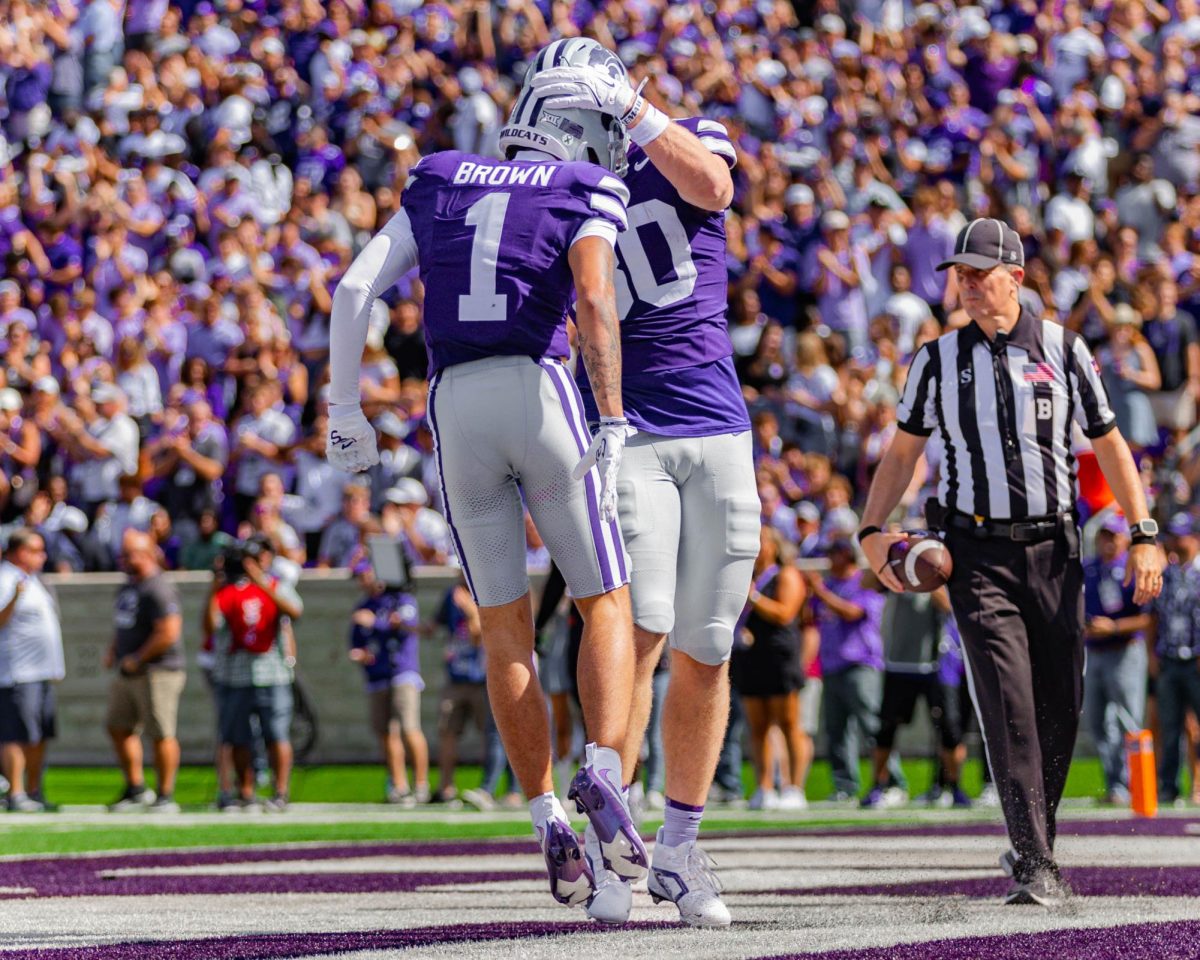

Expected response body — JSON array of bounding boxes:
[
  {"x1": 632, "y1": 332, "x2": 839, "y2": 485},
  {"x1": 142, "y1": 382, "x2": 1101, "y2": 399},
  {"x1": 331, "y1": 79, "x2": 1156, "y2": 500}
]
[{"x1": 206, "y1": 535, "x2": 303, "y2": 812}]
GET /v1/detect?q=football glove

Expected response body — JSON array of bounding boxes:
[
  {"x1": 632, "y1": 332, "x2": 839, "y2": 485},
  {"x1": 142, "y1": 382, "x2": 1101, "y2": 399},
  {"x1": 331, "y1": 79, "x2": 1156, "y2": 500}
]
[
  {"x1": 326, "y1": 405, "x2": 379, "y2": 472},
  {"x1": 530, "y1": 65, "x2": 638, "y2": 119},
  {"x1": 572, "y1": 416, "x2": 637, "y2": 524}
]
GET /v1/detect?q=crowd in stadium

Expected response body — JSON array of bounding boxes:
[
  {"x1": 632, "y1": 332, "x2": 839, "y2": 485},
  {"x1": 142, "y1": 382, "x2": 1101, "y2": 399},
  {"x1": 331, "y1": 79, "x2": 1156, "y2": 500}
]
[{"x1": 2, "y1": 0, "x2": 1200, "y2": 809}]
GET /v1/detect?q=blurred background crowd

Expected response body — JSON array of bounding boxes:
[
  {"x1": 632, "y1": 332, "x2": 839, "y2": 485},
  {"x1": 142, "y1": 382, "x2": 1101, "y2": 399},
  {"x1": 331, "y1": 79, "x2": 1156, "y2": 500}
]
[{"x1": 2, "y1": 0, "x2": 1200, "y2": 810}]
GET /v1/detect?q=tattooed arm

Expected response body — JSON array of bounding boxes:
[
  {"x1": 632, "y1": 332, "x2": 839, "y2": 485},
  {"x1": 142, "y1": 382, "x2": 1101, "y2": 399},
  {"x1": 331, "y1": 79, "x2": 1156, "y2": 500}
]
[{"x1": 568, "y1": 235, "x2": 624, "y2": 419}]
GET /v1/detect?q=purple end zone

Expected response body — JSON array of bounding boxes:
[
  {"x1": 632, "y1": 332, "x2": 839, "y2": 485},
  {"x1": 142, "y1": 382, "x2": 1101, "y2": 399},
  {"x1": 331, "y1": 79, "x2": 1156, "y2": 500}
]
[
  {"x1": 762, "y1": 919, "x2": 1200, "y2": 960},
  {"x1": 0, "y1": 922, "x2": 675, "y2": 960},
  {"x1": 0, "y1": 841, "x2": 549, "y2": 899}
]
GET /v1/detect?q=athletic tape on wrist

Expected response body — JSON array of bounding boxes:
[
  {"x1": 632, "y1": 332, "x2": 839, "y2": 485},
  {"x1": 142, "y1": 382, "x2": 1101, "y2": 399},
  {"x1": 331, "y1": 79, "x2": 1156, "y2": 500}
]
[{"x1": 628, "y1": 103, "x2": 668, "y2": 146}]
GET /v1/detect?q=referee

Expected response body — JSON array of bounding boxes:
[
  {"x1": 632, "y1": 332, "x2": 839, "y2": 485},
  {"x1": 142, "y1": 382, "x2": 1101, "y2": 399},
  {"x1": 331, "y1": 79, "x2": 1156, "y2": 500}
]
[{"x1": 857, "y1": 218, "x2": 1164, "y2": 906}]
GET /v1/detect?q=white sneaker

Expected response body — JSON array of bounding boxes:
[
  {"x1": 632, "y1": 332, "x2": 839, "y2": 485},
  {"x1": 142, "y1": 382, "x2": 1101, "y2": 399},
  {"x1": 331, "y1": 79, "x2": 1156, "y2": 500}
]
[
  {"x1": 978, "y1": 783, "x2": 1001, "y2": 808},
  {"x1": 777, "y1": 786, "x2": 808, "y2": 810},
  {"x1": 881, "y1": 786, "x2": 908, "y2": 808},
  {"x1": 627, "y1": 781, "x2": 646, "y2": 827},
  {"x1": 648, "y1": 827, "x2": 731, "y2": 928},
  {"x1": 461, "y1": 788, "x2": 496, "y2": 811},
  {"x1": 584, "y1": 821, "x2": 632, "y2": 924},
  {"x1": 645, "y1": 789, "x2": 665, "y2": 811},
  {"x1": 748, "y1": 788, "x2": 778, "y2": 811}
]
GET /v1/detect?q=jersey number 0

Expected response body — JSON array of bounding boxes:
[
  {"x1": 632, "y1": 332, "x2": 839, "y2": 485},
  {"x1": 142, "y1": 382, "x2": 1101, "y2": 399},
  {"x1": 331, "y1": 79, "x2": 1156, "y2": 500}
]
[{"x1": 614, "y1": 200, "x2": 697, "y2": 318}]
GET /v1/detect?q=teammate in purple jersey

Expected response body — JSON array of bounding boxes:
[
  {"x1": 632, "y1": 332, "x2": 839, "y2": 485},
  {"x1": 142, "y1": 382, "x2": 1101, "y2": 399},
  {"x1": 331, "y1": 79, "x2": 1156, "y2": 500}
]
[
  {"x1": 533, "y1": 44, "x2": 760, "y2": 928},
  {"x1": 324, "y1": 44, "x2": 650, "y2": 911}
]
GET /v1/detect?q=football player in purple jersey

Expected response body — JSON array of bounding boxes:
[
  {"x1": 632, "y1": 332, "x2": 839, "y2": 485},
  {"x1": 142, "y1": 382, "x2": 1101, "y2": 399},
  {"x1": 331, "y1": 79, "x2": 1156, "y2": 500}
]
[
  {"x1": 532, "y1": 44, "x2": 759, "y2": 927},
  {"x1": 324, "y1": 45, "x2": 650, "y2": 910}
]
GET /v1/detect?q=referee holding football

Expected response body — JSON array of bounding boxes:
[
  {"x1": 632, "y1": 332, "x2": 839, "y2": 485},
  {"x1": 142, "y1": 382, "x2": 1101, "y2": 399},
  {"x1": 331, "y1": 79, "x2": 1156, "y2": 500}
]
[{"x1": 857, "y1": 218, "x2": 1164, "y2": 906}]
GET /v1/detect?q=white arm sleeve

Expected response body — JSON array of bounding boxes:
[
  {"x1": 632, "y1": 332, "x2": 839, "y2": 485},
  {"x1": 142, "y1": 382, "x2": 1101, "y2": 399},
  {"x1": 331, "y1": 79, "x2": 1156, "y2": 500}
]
[
  {"x1": 571, "y1": 217, "x2": 618, "y2": 249},
  {"x1": 328, "y1": 209, "x2": 420, "y2": 410}
]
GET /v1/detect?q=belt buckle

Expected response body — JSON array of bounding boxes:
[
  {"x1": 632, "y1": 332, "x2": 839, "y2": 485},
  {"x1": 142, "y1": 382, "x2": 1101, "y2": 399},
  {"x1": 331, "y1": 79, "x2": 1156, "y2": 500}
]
[
  {"x1": 1011, "y1": 523, "x2": 1032, "y2": 543},
  {"x1": 971, "y1": 515, "x2": 989, "y2": 540}
]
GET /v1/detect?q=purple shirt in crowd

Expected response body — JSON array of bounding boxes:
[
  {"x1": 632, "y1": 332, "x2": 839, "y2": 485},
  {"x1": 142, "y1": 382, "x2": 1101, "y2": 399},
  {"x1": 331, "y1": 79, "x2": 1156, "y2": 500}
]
[
  {"x1": 904, "y1": 217, "x2": 955, "y2": 305},
  {"x1": 401, "y1": 150, "x2": 629, "y2": 375},
  {"x1": 814, "y1": 570, "x2": 885, "y2": 675}
]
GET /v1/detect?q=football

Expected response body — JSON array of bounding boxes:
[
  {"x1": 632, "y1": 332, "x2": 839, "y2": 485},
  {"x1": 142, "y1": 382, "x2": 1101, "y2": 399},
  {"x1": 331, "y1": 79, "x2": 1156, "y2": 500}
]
[{"x1": 887, "y1": 534, "x2": 953, "y2": 592}]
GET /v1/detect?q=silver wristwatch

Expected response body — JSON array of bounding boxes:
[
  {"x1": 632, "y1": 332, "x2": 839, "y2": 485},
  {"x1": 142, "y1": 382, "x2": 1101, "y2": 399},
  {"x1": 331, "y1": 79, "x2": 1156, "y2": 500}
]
[{"x1": 1131, "y1": 519, "x2": 1159, "y2": 543}]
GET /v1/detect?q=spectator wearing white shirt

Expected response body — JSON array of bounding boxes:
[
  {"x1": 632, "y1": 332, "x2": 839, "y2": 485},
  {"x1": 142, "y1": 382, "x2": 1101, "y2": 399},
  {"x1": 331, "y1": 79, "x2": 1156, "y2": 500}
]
[
  {"x1": 231, "y1": 382, "x2": 294, "y2": 521},
  {"x1": 1044, "y1": 170, "x2": 1096, "y2": 243},
  {"x1": 0, "y1": 529, "x2": 65, "y2": 812},
  {"x1": 285, "y1": 413, "x2": 352, "y2": 559},
  {"x1": 55, "y1": 383, "x2": 139, "y2": 518},
  {"x1": 381, "y1": 479, "x2": 452, "y2": 567},
  {"x1": 115, "y1": 338, "x2": 163, "y2": 432},
  {"x1": 1116, "y1": 154, "x2": 1177, "y2": 259},
  {"x1": 450, "y1": 67, "x2": 501, "y2": 157},
  {"x1": 80, "y1": 0, "x2": 125, "y2": 94}
]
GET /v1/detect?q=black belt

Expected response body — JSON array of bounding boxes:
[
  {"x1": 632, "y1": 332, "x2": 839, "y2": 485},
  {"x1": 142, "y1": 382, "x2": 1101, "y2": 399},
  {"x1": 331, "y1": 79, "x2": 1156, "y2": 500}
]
[{"x1": 942, "y1": 510, "x2": 1067, "y2": 543}]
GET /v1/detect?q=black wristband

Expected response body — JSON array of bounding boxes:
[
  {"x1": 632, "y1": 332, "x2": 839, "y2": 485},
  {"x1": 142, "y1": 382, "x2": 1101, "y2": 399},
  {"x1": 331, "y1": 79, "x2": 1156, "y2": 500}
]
[
  {"x1": 1131, "y1": 534, "x2": 1157, "y2": 546},
  {"x1": 857, "y1": 526, "x2": 882, "y2": 544}
]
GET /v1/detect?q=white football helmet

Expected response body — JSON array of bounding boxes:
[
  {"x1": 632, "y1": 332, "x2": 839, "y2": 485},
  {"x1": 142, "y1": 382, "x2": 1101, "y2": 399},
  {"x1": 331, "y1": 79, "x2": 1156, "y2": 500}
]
[{"x1": 499, "y1": 38, "x2": 630, "y2": 177}]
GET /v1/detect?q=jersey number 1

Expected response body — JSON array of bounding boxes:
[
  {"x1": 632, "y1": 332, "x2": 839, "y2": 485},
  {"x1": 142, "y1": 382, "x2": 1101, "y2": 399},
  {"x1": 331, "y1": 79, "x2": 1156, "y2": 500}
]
[{"x1": 459, "y1": 193, "x2": 510, "y2": 322}]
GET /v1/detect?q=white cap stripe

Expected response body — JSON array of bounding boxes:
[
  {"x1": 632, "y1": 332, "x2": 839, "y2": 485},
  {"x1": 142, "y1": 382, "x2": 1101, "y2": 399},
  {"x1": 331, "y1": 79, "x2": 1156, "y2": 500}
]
[{"x1": 960, "y1": 218, "x2": 980, "y2": 254}]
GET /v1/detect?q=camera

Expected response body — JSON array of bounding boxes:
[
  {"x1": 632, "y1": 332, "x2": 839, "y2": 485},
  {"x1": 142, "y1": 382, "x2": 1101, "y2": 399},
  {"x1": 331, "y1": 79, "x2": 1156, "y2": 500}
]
[{"x1": 217, "y1": 535, "x2": 269, "y2": 581}]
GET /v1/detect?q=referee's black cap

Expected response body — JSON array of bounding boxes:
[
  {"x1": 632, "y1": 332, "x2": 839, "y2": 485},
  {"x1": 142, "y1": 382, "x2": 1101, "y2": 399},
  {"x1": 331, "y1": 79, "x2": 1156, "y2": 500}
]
[{"x1": 938, "y1": 218, "x2": 1025, "y2": 271}]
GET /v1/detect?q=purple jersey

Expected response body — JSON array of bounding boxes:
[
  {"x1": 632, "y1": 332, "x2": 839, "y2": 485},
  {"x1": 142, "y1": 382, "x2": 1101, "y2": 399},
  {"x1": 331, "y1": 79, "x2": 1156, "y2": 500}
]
[
  {"x1": 402, "y1": 151, "x2": 629, "y2": 375},
  {"x1": 577, "y1": 118, "x2": 750, "y2": 437}
]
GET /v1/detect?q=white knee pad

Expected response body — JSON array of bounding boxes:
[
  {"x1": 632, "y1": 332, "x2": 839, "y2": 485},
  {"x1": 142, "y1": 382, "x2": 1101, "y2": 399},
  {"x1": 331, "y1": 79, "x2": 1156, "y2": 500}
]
[
  {"x1": 670, "y1": 621, "x2": 734, "y2": 666},
  {"x1": 634, "y1": 598, "x2": 675, "y2": 637}
]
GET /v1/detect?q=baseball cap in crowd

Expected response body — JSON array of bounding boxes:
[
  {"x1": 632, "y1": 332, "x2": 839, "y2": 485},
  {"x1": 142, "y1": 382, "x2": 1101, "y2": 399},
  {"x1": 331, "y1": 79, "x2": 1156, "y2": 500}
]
[
  {"x1": 374, "y1": 411, "x2": 408, "y2": 439},
  {"x1": 821, "y1": 210, "x2": 850, "y2": 232},
  {"x1": 0, "y1": 389, "x2": 21, "y2": 412},
  {"x1": 821, "y1": 534, "x2": 856, "y2": 556},
  {"x1": 55, "y1": 506, "x2": 88, "y2": 534},
  {"x1": 795, "y1": 502, "x2": 820, "y2": 524},
  {"x1": 785, "y1": 183, "x2": 814, "y2": 207},
  {"x1": 1167, "y1": 513, "x2": 1195, "y2": 538},
  {"x1": 1112, "y1": 304, "x2": 1142, "y2": 327},
  {"x1": 91, "y1": 383, "x2": 125, "y2": 404},
  {"x1": 817, "y1": 14, "x2": 845, "y2": 35},
  {"x1": 914, "y1": 3, "x2": 941, "y2": 23},
  {"x1": 33, "y1": 376, "x2": 60, "y2": 396},
  {"x1": 1099, "y1": 514, "x2": 1129, "y2": 535},
  {"x1": 0, "y1": 279, "x2": 18, "y2": 297},
  {"x1": 384, "y1": 478, "x2": 428, "y2": 507},
  {"x1": 937, "y1": 218, "x2": 1025, "y2": 271}
]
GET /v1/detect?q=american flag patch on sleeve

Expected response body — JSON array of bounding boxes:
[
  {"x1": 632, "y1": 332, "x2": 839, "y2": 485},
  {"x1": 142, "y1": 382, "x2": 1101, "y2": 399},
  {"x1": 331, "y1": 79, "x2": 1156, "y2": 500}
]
[{"x1": 1023, "y1": 362, "x2": 1055, "y2": 383}]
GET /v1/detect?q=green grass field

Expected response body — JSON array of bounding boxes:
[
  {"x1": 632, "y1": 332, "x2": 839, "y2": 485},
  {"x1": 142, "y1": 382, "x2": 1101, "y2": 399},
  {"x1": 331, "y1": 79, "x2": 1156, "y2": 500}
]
[
  {"x1": 0, "y1": 757, "x2": 1122, "y2": 858},
  {"x1": 38, "y1": 757, "x2": 1109, "y2": 808}
]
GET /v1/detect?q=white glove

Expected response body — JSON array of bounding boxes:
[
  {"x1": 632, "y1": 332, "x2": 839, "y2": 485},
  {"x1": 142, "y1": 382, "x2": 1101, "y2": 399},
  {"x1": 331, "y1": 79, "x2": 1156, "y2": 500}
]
[
  {"x1": 530, "y1": 65, "x2": 637, "y2": 119},
  {"x1": 326, "y1": 405, "x2": 379, "y2": 472},
  {"x1": 572, "y1": 416, "x2": 637, "y2": 524}
]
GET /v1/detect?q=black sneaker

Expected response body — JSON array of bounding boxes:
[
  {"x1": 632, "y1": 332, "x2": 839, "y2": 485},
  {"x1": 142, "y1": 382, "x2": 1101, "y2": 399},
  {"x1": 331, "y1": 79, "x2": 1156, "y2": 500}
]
[
  {"x1": 27, "y1": 790, "x2": 57, "y2": 812},
  {"x1": 263, "y1": 792, "x2": 289, "y2": 813},
  {"x1": 148, "y1": 794, "x2": 180, "y2": 814},
  {"x1": 1006, "y1": 864, "x2": 1070, "y2": 907},
  {"x1": 108, "y1": 784, "x2": 155, "y2": 813}
]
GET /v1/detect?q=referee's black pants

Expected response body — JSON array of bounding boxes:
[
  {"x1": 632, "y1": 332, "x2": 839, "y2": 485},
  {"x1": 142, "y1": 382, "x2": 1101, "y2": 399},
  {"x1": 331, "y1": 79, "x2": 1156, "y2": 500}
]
[{"x1": 944, "y1": 523, "x2": 1084, "y2": 874}]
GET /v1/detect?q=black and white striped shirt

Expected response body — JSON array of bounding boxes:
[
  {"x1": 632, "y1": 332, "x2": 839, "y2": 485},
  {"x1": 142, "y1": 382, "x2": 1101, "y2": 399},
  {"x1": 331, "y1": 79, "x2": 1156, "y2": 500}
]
[{"x1": 897, "y1": 308, "x2": 1117, "y2": 520}]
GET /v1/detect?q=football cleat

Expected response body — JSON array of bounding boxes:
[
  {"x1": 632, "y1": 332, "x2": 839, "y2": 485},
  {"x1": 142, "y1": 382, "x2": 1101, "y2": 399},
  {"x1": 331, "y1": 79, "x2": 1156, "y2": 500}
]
[
  {"x1": 648, "y1": 827, "x2": 732, "y2": 928},
  {"x1": 537, "y1": 816, "x2": 594, "y2": 907},
  {"x1": 583, "y1": 821, "x2": 633, "y2": 924},
  {"x1": 568, "y1": 765, "x2": 649, "y2": 881}
]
